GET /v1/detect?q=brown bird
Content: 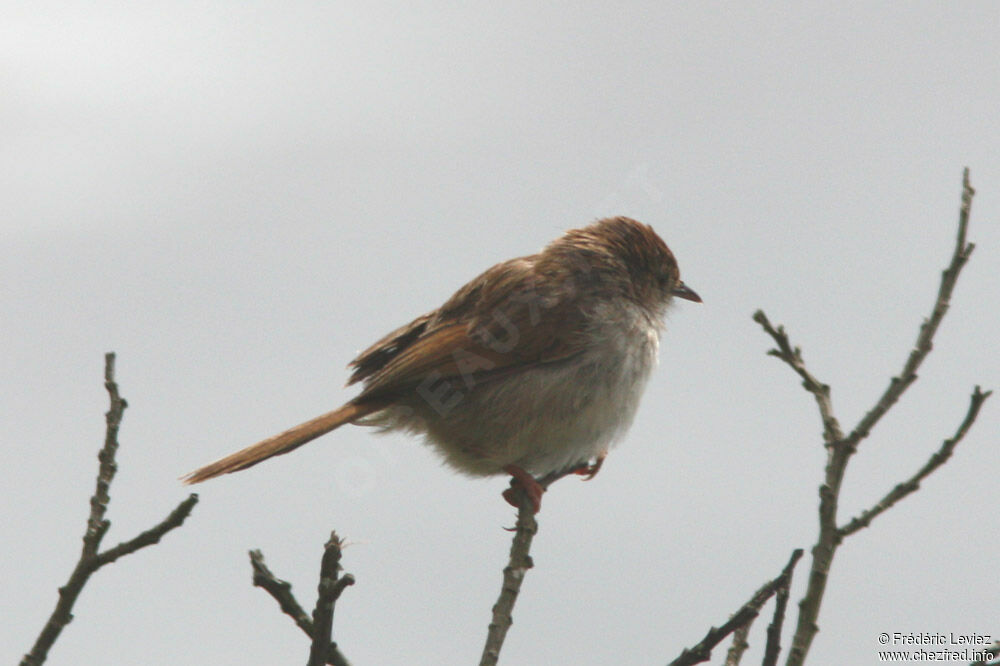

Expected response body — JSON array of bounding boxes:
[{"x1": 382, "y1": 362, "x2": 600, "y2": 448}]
[{"x1": 183, "y1": 217, "x2": 700, "y2": 510}]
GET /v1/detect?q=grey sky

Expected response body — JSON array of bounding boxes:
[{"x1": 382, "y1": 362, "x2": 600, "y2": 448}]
[{"x1": 4, "y1": 3, "x2": 999, "y2": 665}]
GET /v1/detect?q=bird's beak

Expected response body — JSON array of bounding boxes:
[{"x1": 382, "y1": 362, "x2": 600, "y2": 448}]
[{"x1": 672, "y1": 282, "x2": 702, "y2": 303}]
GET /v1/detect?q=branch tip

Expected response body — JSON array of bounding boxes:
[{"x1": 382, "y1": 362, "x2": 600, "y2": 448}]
[
  {"x1": 669, "y1": 549, "x2": 803, "y2": 666},
  {"x1": 21, "y1": 354, "x2": 196, "y2": 666},
  {"x1": 786, "y1": 173, "x2": 983, "y2": 666}
]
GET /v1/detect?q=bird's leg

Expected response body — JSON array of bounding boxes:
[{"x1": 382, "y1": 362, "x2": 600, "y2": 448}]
[
  {"x1": 502, "y1": 464, "x2": 544, "y2": 513},
  {"x1": 574, "y1": 450, "x2": 607, "y2": 480},
  {"x1": 502, "y1": 452, "x2": 608, "y2": 512}
]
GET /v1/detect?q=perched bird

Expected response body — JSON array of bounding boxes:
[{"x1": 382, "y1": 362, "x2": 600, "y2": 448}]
[{"x1": 183, "y1": 217, "x2": 700, "y2": 511}]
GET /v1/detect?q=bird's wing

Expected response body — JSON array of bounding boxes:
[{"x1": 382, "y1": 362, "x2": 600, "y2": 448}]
[{"x1": 348, "y1": 257, "x2": 591, "y2": 403}]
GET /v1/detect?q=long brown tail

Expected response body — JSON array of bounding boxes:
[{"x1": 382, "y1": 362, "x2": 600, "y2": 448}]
[{"x1": 181, "y1": 401, "x2": 378, "y2": 484}]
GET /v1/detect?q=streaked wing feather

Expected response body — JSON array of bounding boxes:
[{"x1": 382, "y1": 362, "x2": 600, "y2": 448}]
[
  {"x1": 353, "y1": 263, "x2": 588, "y2": 402},
  {"x1": 348, "y1": 314, "x2": 431, "y2": 385}
]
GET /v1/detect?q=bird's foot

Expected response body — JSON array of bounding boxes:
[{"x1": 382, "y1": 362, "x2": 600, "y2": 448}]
[
  {"x1": 573, "y1": 450, "x2": 607, "y2": 480},
  {"x1": 502, "y1": 464, "x2": 544, "y2": 513}
]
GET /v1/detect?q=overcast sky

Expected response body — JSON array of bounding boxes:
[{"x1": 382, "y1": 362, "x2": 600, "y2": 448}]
[{"x1": 4, "y1": 3, "x2": 999, "y2": 665}]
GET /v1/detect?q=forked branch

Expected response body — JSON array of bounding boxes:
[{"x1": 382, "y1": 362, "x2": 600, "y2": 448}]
[
  {"x1": 669, "y1": 549, "x2": 803, "y2": 666},
  {"x1": 21, "y1": 353, "x2": 198, "y2": 666},
  {"x1": 752, "y1": 171, "x2": 988, "y2": 666},
  {"x1": 250, "y1": 538, "x2": 354, "y2": 666}
]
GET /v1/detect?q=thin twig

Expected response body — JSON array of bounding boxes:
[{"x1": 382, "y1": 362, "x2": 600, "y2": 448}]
[
  {"x1": 755, "y1": 171, "x2": 984, "y2": 666},
  {"x1": 479, "y1": 486, "x2": 540, "y2": 665},
  {"x1": 839, "y1": 386, "x2": 991, "y2": 537},
  {"x1": 668, "y1": 549, "x2": 803, "y2": 666},
  {"x1": 250, "y1": 550, "x2": 314, "y2": 637},
  {"x1": 723, "y1": 624, "x2": 752, "y2": 666},
  {"x1": 85, "y1": 352, "x2": 127, "y2": 557},
  {"x1": 250, "y1": 547, "x2": 353, "y2": 666},
  {"x1": 752, "y1": 311, "x2": 844, "y2": 446},
  {"x1": 846, "y1": 168, "x2": 976, "y2": 447},
  {"x1": 94, "y1": 496, "x2": 199, "y2": 565},
  {"x1": 309, "y1": 532, "x2": 355, "y2": 666},
  {"x1": 478, "y1": 467, "x2": 581, "y2": 665},
  {"x1": 761, "y1": 556, "x2": 794, "y2": 666},
  {"x1": 752, "y1": 313, "x2": 850, "y2": 666},
  {"x1": 21, "y1": 353, "x2": 198, "y2": 666}
]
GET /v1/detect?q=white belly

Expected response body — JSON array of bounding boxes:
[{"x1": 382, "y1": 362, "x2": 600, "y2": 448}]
[{"x1": 369, "y1": 301, "x2": 662, "y2": 477}]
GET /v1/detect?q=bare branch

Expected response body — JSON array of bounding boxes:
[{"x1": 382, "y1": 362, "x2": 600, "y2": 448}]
[
  {"x1": 761, "y1": 554, "x2": 794, "y2": 666},
  {"x1": 846, "y1": 168, "x2": 976, "y2": 448},
  {"x1": 84, "y1": 352, "x2": 127, "y2": 558},
  {"x1": 480, "y1": 485, "x2": 539, "y2": 666},
  {"x1": 21, "y1": 353, "x2": 198, "y2": 666},
  {"x1": 723, "y1": 624, "x2": 751, "y2": 666},
  {"x1": 751, "y1": 313, "x2": 853, "y2": 666},
  {"x1": 309, "y1": 532, "x2": 355, "y2": 666},
  {"x1": 668, "y1": 549, "x2": 803, "y2": 666},
  {"x1": 95, "y1": 495, "x2": 198, "y2": 566},
  {"x1": 478, "y1": 466, "x2": 584, "y2": 665},
  {"x1": 752, "y1": 311, "x2": 844, "y2": 446},
  {"x1": 722, "y1": 579, "x2": 793, "y2": 666},
  {"x1": 250, "y1": 549, "x2": 314, "y2": 637},
  {"x1": 839, "y1": 386, "x2": 991, "y2": 538},
  {"x1": 250, "y1": 546, "x2": 353, "y2": 666},
  {"x1": 780, "y1": 170, "x2": 984, "y2": 666}
]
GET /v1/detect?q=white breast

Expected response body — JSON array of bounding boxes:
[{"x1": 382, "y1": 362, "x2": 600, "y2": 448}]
[{"x1": 385, "y1": 299, "x2": 663, "y2": 477}]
